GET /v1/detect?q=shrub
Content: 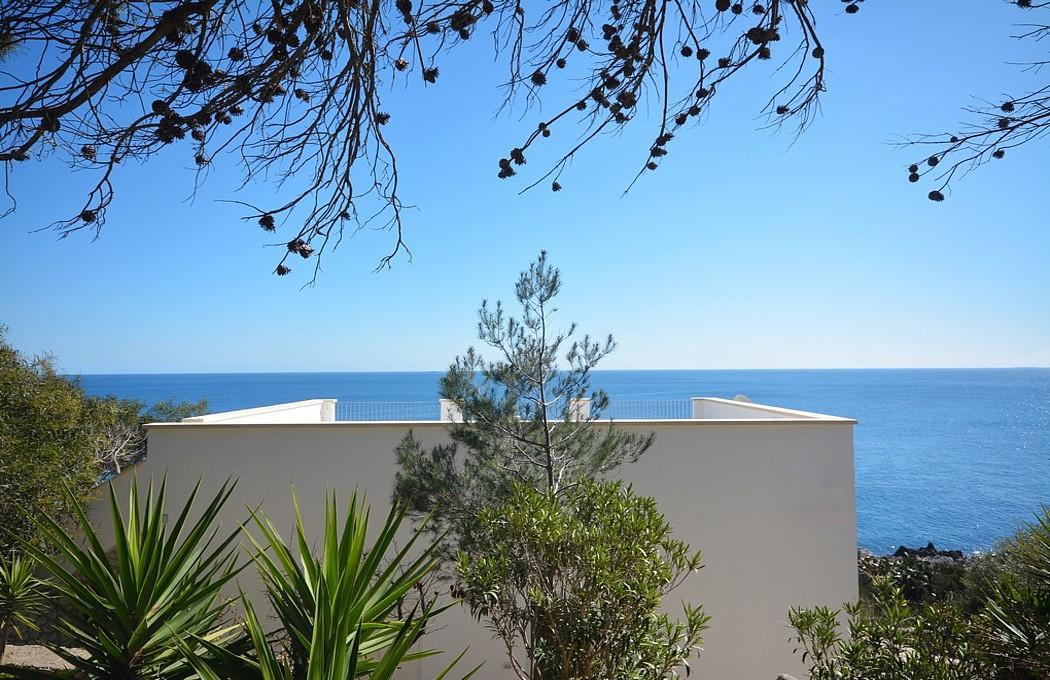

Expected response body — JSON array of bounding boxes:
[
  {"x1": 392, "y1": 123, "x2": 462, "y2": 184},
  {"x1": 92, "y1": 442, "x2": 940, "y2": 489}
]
[
  {"x1": 975, "y1": 509, "x2": 1050, "y2": 679},
  {"x1": 456, "y1": 480, "x2": 708, "y2": 680},
  {"x1": 793, "y1": 508, "x2": 1050, "y2": 680},
  {"x1": 789, "y1": 577, "x2": 990, "y2": 680},
  {"x1": 0, "y1": 329, "x2": 103, "y2": 553},
  {"x1": 0, "y1": 477, "x2": 472, "y2": 680},
  {"x1": 0, "y1": 328, "x2": 209, "y2": 553}
]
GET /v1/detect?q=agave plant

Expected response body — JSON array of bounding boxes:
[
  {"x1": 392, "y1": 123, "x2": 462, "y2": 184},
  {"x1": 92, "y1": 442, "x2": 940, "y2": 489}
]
[
  {"x1": 183, "y1": 491, "x2": 476, "y2": 680},
  {"x1": 4, "y1": 477, "x2": 244, "y2": 679},
  {"x1": 0, "y1": 552, "x2": 48, "y2": 662}
]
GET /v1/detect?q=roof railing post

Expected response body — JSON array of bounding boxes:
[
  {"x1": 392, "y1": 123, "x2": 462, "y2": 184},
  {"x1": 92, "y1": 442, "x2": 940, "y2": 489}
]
[
  {"x1": 568, "y1": 398, "x2": 591, "y2": 422},
  {"x1": 439, "y1": 399, "x2": 463, "y2": 423}
]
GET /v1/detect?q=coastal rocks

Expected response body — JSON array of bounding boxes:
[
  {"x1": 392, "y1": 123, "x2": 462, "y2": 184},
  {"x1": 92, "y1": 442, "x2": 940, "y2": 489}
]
[
  {"x1": 892, "y1": 542, "x2": 965, "y2": 561},
  {"x1": 858, "y1": 544, "x2": 973, "y2": 606}
]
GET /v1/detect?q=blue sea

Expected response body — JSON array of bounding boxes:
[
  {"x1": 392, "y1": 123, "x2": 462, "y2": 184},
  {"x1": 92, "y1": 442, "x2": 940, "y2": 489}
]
[{"x1": 79, "y1": 369, "x2": 1050, "y2": 555}]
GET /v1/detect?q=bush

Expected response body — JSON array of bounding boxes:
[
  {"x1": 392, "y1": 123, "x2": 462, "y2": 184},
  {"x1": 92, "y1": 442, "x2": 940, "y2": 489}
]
[
  {"x1": 793, "y1": 508, "x2": 1050, "y2": 680},
  {"x1": 0, "y1": 329, "x2": 102, "y2": 554},
  {"x1": 0, "y1": 327, "x2": 209, "y2": 553},
  {"x1": 789, "y1": 577, "x2": 990, "y2": 680},
  {"x1": 974, "y1": 509, "x2": 1050, "y2": 679},
  {"x1": 183, "y1": 491, "x2": 476, "y2": 680},
  {"x1": 456, "y1": 480, "x2": 708, "y2": 680}
]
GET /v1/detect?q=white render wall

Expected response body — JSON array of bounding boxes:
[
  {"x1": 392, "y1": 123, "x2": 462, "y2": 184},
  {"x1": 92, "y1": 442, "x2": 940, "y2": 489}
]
[
  {"x1": 94, "y1": 409, "x2": 856, "y2": 680},
  {"x1": 180, "y1": 398, "x2": 337, "y2": 424}
]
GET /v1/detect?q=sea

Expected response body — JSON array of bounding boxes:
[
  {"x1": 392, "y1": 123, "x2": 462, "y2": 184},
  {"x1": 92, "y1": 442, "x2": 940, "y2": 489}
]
[{"x1": 78, "y1": 368, "x2": 1050, "y2": 555}]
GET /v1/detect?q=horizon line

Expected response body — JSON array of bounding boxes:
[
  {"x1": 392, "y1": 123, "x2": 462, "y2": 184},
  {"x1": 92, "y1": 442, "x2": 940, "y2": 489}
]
[{"x1": 71, "y1": 366, "x2": 1050, "y2": 377}]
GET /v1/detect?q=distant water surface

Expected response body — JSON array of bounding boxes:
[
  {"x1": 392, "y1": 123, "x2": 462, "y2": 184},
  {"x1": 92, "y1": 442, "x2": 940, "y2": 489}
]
[{"x1": 79, "y1": 368, "x2": 1050, "y2": 554}]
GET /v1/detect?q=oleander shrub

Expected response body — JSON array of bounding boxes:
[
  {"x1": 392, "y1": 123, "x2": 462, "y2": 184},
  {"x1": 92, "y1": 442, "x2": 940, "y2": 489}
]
[
  {"x1": 792, "y1": 507, "x2": 1050, "y2": 680},
  {"x1": 789, "y1": 577, "x2": 990, "y2": 680},
  {"x1": 456, "y1": 480, "x2": 708, "y2": 680}
]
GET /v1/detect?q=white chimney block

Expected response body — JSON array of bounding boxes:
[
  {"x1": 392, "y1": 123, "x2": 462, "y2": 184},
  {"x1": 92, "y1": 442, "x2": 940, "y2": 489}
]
[
  {"x1": 440, "y1": 399, "x2": 463, "y2": 423},
  {"x1": 568, "y1": 398, "x2": 591, "y2": 422}
]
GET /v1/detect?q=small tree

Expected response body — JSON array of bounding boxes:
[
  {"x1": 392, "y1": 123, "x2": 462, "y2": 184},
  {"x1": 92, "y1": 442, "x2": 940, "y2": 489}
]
[
  {"x1": 0, "y1": 328, "x2": 102, "y2": 554},
  {"x1": 0, "y1": 327, "x2": 211, "y2": 552},
  {"x1": 394, "y1": 251, "x2": 653, "y2": 554},
  {"x1": 456, "y1": 480, "x2": 708, "y2": 680},
  {"x1": 86, "y1": 396, "x2": 210, "y2": 478}
]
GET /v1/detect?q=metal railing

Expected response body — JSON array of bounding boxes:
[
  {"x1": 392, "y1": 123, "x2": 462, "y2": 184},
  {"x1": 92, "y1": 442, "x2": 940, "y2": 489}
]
[
  {"x1": 334, "y1": 401, "x2": 440, "y2": 421},
  {"x1": 599, "y1": 400, "x2": 693, "y2": 420},
  {"x1": 334, "y1": 399, "x2": 693, "y2": 422}
]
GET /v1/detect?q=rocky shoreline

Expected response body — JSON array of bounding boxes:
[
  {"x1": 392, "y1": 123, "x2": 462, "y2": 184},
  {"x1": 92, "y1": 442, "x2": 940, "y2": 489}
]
[{"x1": 857, "y1": 542, "x2": 998, "y2": 608}]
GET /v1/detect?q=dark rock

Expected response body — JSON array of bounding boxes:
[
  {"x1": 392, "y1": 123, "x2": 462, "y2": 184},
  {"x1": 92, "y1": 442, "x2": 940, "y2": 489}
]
[{"x1": 892, "y1": 542, "x2": 966, "y2": 561}]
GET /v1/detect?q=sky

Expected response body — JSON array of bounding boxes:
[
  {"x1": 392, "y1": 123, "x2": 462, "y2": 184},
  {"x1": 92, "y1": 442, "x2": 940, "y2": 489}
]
[{"x1": 2, "y1": 2, "x2": 1048, "y2": 374}]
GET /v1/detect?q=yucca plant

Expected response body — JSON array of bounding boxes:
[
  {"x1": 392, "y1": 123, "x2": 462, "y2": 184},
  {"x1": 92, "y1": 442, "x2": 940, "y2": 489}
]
[
  {"x1": 0, "y1": 552, "x2": 48, "y2": 662},
  {"x1": 249, "y1": 492, "x2": 450, "y2": 677},
  {"x1": 182, "y1": 491, "x2": 477, "y2": 680},
  {"x1": 3, "y1": 477, "x2": 244, "y2": 679},
  {"x1": 183, "y1": 596, "x2": 474, "y2": 680}
]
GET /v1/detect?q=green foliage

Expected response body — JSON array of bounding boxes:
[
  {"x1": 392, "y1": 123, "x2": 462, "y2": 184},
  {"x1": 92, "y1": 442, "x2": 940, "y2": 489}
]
[
  {"x1": 394, "y1": 253, "x2": 653, "y2": 558},
  {"x1": 183, "y1": 599, "x2": 474, "y2": 680},
  {"x1": 0, "y1": 478, "x2": 471, "y2": 680},
  {"x1": 239, "y1": 492, "x2": 450, "y2": 678},
  {"x1": 5, "y1": 477, "x2": 243, "y2": 679},
  {"x1": 0, "y1": 553, "x2": 48, "y2": 661},
  {"x1": 86, "y1": 395, "x2": 209, "y2": 478},
  {"x1": 858, "y1": 551, "x2": 970, "y2": 608},
  {"x1": 0, "y1": 328, "x2": 102, "y2": 554},
  {"x1": 456, "y1": 480, "x2": 708, "y2": 680},
  {"x1": 143, "y1": 398, "x2": 209, "y2": 424},
  {"x1": 181, "y1": 491, "x2": 478, "y2": 680},
  {"x1": 789, "y1": 577, "x2": 990, "y2": 680},
  {"x1": 974, "y1": 509, "x2": 1050, "y2": 679},
  {"x1": 0, "y1": 327, "x2": 210, "y2": 553},
  {"x1": 794, "y1": 508, "x2": 1050, "y2": 680},
  {"x1": 393, "y1": 256, "x2": 690, "y2": 680}
]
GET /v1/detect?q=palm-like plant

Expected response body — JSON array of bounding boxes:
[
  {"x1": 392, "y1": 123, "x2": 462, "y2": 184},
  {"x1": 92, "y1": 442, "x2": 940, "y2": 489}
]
[
  {"x1": 5, "y1": 477, "x2": 244, "y2": 679},
  {"x1": 0, "y1": 553, "x2": 48, "y2": 662},
  {"x1": 252, "y1": 492, "x2": 450, "y2": 676},
  {"x1": 185, "y1": 597, "x2": 473, "y2": 680},
  {"x1": 184, "y1": 492, "x2": 475, "y2": 680},
  {"x1": 977, "y1": 508, "x2": 1050, "y2": 679}
]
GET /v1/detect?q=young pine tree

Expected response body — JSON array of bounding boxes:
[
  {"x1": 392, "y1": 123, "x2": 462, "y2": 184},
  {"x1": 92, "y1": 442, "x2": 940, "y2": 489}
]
[{"x1": 393, "y1": 251, "x2": 653, "y2": 554}]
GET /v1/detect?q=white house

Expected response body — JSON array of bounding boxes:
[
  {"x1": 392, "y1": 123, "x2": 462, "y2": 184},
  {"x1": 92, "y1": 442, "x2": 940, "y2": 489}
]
[{"x1": 95, "y1": 397, "x2": 857, "y2": 680}]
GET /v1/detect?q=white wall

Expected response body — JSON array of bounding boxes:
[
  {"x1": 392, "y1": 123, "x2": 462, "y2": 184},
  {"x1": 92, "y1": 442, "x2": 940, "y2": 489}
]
[
  {"x1": 690, "y1": 397, "x2": 841, "y2": 421},
  {"x1": 96, "y1": 417, "x2": 856, "y2": 680},
  {"x1": 179, "y1": 399, "x2": 337, "y2": 424}
]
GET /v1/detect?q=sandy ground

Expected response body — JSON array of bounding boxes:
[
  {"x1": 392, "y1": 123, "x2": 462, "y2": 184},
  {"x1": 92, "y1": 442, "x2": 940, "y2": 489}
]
[{"x1": 1, "y1": 645, "x2": 84, "y2": 670}]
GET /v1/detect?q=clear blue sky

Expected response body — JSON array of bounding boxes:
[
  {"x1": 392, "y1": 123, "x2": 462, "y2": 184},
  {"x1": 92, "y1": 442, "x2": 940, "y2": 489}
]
[{"x1": 2, "y1": 2, "x2": 1048, "y2": 373}]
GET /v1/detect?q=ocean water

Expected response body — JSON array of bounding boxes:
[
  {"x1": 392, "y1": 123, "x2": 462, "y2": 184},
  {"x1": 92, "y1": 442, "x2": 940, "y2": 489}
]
[{"x1": 78, "y1": 368, "x2": 1050, "y2": 554}]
